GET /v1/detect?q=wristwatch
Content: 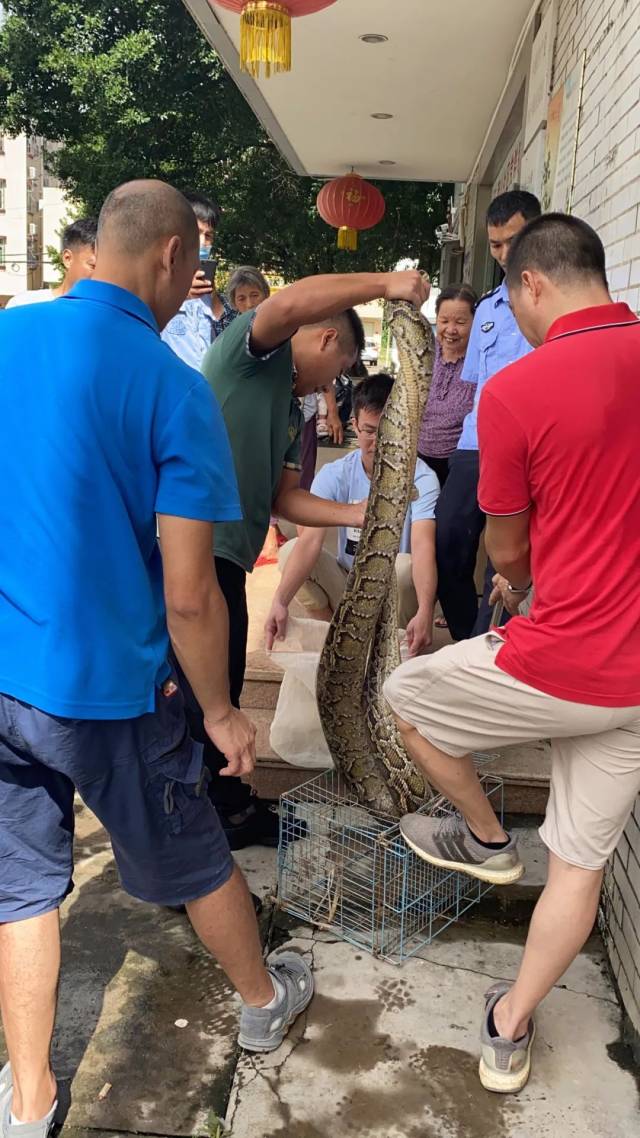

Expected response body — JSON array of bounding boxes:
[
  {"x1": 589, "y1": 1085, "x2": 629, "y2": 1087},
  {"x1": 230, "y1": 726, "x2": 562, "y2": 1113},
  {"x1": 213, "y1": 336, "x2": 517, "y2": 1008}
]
[{"x1": 507, "y1": 582, "x2": 532, "y2": 594}]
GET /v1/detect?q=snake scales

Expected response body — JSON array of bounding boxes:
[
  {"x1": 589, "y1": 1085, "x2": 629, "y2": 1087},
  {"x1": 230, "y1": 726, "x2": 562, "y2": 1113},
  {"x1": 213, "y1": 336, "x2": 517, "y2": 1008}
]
[{"x1": 316, "y1": 299, "x2": 435, "y2": 818}]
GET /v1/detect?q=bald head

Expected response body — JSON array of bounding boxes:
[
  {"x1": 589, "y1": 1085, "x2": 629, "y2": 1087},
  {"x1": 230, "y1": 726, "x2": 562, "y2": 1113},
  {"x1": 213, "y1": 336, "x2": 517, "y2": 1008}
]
[
  {"x1": 97, "y1": 179, "x2": 198, "y2": 257},
  {"x1": 94, "y1": 180, "x2": 201, "y2": 331}
]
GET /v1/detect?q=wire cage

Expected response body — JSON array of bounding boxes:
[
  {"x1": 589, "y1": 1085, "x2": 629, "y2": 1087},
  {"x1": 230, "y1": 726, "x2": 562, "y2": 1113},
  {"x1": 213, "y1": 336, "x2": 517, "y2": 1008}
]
[{"x1": 277, "y1": 765, "x2": 504, "y2": 964}]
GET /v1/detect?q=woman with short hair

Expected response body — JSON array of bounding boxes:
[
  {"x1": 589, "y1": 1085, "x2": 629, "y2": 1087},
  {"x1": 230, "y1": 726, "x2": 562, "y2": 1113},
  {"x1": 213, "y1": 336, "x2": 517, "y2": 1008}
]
[
  {"x1": 227, "y1": 266, "x2": 271, "y2": 312},
  {"x1": 418, "y1": 284, "x2": 478, "y2": 488}
]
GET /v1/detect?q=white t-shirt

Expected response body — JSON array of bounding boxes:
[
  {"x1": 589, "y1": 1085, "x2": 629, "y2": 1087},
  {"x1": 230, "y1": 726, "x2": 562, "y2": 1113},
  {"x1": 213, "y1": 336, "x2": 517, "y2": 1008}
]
[
  {"x1": 6, "y1": 289, "x2": 55, "y2": 309},
  {"x1": 311, "y1": 449, "x2": 439, "y2": 571}
]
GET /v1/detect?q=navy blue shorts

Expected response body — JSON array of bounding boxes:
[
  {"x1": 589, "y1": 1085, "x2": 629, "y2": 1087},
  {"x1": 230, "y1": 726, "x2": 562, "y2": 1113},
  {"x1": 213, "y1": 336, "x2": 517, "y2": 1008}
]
[{"x1": 0, "y1": 678, "x2": 235, "y2": 922}]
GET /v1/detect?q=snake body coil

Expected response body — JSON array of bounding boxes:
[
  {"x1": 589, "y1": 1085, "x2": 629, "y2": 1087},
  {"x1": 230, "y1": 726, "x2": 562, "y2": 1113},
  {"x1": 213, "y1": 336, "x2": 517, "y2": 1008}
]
[{"x1": 316, "y1": 300, "x2": 435, "y2": 817}]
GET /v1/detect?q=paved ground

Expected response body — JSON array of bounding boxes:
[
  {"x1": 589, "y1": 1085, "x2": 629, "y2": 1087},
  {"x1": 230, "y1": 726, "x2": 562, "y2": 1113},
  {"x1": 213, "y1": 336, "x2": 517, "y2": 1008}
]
[
  {"x1": 1, "y1": 808, "x2": 637, "y2": 1138},
  {"x1": 1, "y1": 555, "x2": 638, "y2": 1135}
]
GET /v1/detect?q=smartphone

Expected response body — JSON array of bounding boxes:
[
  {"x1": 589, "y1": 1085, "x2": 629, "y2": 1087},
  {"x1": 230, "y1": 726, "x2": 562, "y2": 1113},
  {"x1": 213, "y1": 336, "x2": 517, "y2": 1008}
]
[{"x1": 199, "y1": 259, "x2": 217, "y2": 284}]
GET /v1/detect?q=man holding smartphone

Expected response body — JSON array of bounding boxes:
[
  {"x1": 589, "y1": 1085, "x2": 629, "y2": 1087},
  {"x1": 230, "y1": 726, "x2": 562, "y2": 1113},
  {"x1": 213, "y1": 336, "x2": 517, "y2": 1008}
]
[{"x1": 162, "y1": 190, "x2": 236, "y2": 368}]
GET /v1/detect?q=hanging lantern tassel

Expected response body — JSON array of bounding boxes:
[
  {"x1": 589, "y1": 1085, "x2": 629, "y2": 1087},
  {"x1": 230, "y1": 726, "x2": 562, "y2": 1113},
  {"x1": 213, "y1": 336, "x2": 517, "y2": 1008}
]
[
  {"x1": 240, "y1": 2, "x2": 292, "y2": 78},
  {"x1": 337, "y1": 226, "x2": 358, "y2": 252}
]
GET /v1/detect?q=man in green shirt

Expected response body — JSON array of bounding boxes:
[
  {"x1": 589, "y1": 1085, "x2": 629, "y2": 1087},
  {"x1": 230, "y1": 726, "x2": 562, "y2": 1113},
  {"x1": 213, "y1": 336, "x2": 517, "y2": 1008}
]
[{"x1": 182, "y1": 270, "x2": 429, "y2": 848}]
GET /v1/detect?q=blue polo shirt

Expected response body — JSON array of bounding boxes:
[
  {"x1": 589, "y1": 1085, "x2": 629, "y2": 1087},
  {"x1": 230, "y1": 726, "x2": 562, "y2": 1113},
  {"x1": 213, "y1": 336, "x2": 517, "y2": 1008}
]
[
  {"x1": 0, "y1": 280, "x2": 241, "y2": 719},
  {"x1": 457, "y1": 280, "x2": 532, "y2": 450}
]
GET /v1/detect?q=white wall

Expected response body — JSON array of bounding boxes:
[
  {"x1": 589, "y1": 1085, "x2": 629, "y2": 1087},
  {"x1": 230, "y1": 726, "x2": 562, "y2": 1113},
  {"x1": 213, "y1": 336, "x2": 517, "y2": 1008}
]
[
  {"x1": 554, "y1": 0, "x2": 640, "y2": 1053},
  {"x1": 555, "y1": 0, "x2": 640, "y2": 312},
  {"x1": 0, "y1": 133, "x2": 28, "y2": 299},
  {"x1": 41, "y1": 186, "x2": 69, "y2": 285}
]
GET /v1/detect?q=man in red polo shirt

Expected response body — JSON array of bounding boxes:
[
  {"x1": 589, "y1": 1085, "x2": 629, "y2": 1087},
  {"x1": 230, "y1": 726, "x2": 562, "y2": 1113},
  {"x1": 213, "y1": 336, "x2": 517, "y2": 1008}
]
[{"x1": 384, "y1": 213, "x2": 640, "y2": 1093}]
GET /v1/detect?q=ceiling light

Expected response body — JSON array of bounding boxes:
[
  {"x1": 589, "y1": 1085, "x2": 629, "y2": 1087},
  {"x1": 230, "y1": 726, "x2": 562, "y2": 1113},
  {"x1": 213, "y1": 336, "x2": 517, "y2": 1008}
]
[
  {"x1": 360, "y1": 34, "x2": 388, "y2": 44},
  {"x1": 371, "y1": 113, "x2": 393, "y2": 120},
  {"x1": 379, "y1": 160, "x2": 396, "y2": 165}
]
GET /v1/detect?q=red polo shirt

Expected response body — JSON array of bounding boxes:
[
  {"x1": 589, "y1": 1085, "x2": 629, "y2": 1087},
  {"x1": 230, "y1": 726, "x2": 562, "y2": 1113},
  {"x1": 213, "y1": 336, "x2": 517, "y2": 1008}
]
[{"x1": 478, "y1": 302, "x2": 640, "y2": 707}]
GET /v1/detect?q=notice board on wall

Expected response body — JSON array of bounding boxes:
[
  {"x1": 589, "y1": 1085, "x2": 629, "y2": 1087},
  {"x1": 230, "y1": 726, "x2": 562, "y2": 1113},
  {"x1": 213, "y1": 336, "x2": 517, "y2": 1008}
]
[
  {"x1": 523, "y1": 2, "x2": 557, "y2": 150},
  {"x1": 541, "y1": 53, "x2": 586, "y2": 212}
]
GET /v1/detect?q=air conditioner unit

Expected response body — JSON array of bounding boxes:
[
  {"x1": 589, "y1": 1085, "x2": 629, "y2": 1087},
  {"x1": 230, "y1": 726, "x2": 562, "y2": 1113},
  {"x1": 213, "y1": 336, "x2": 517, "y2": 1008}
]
[{"x1": 28, "y1": 223, "x2": 37, "y2": 236}]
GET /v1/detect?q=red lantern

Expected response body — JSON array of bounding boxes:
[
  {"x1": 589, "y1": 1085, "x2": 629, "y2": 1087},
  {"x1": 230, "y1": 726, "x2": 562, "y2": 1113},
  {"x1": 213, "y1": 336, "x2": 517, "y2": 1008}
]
[
  {"x1": 316, "y1": 173, "x2": 386, "y2": 251},
  {"x1": 212, "y1": 2, "x2": 338, "y2": 78}
]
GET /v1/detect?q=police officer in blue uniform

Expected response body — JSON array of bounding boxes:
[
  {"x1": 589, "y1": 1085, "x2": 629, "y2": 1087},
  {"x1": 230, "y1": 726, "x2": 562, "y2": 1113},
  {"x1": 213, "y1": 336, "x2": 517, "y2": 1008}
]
[{"x1": 436, "y1": 190, "x2": 541, "y2": 640}]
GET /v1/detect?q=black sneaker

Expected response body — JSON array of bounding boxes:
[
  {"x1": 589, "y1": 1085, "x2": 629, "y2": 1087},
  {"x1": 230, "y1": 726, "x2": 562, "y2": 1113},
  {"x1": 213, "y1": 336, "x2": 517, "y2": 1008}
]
[
  {"x1": 221, "y1": 800, "x2": 280, "y2": 851},
  {"x1": 221, "y1": 800, "x2": 308, "y2": 851}
]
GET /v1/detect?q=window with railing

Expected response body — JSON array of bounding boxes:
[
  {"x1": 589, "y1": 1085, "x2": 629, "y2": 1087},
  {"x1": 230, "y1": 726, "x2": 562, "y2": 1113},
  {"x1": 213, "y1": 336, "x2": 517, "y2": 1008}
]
[
  {"x1": 0, "y1": 237, "x2": 6, "y2": 271},
  {"x1": 0, "y1": 135, "x2": 4, "y2": 155},
  {"x1": 0, "y1": 179, "x2": 5, "y2": 211}
]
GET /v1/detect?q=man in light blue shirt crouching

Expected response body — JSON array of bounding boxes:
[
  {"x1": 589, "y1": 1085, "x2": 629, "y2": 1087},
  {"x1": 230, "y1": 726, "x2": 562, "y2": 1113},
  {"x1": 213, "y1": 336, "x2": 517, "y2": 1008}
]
[{"x1": 266, "y1": 373, "x2": 440, "y2": 658}]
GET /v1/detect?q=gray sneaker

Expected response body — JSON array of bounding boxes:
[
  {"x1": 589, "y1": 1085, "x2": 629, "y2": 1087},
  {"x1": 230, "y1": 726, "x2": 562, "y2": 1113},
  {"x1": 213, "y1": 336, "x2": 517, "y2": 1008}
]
[
  {"x1": 400, "y1": 812, "x2": 524, "y2": 885},
  {"x1": 0, "y1": 1066, "x2": 57, "y2": 1138},
  {"x1": 238, "y1": 951, "x2": 314, "y2": 1052},
  {"x1": 479, "y1": 981, "x2": 535, "y2": 1093}
]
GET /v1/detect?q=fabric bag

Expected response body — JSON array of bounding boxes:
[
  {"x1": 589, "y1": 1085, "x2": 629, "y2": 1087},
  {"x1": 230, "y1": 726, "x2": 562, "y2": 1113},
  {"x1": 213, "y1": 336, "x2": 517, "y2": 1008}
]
[{"x1": 269, "y1": 617, "x2": 333, "y2": 768}]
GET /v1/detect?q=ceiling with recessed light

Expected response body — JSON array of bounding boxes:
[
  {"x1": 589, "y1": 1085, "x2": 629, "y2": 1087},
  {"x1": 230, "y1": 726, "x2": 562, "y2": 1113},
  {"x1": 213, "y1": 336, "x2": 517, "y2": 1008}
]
[{"x1": 183, "y1": 0, "x2": 532, "y2": 183}]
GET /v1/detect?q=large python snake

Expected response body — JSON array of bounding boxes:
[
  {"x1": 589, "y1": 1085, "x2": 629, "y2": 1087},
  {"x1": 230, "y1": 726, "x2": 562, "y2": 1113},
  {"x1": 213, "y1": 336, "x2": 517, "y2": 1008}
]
[{"x1": 316, "y1": 299, "x2": 435, "y2": 818}]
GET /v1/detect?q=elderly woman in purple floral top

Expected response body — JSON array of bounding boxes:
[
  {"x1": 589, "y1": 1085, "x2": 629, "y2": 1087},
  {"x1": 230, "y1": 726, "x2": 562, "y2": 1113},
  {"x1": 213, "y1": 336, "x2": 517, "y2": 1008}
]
[{"x1": 418, "y1": 284, "x2": 478, "y2": 488}]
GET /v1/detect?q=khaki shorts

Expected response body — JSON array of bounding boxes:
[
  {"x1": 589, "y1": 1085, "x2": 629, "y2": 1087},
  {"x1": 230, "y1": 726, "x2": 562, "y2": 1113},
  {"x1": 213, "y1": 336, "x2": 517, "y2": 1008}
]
[
  {"x1": 278, "y1": 539, "x2": 418, "y2": 629},
  {"x1": 383, "y1": 634, "x2": 640, "y2": 871}
]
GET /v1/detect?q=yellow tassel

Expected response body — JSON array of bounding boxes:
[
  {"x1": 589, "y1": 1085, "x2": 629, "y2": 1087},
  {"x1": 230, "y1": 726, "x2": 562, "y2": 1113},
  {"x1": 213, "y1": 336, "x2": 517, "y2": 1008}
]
[
  {"x1": 240, "y1": 2, "x2": 292, "y2": 79},
  {"x1": 337, "y1": 226, "x2": 358, "y2": 251}
]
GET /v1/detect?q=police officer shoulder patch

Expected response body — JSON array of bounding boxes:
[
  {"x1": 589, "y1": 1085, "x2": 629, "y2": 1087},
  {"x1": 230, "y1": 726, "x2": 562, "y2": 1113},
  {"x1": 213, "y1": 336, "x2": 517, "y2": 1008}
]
[{"x1": 481, "y1": 321, "x2": 495, "y2": 333}]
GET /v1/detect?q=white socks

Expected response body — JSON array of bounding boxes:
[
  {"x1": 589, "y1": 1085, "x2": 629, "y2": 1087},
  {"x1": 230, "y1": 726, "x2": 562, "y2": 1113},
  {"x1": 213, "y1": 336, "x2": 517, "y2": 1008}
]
[
  {"x1": 10, "y1": 1100, "x2": 57, "y2": 1128},
  {"x1": 261, "y1": 974, "x2": 285, "y2": 1010}
]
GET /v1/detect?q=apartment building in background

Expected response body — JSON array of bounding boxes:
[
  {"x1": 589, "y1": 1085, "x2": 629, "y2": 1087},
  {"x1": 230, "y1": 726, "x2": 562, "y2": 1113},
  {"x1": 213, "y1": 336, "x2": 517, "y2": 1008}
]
[{"x1": 0, "y1": 132, "x2": 69, "y2": 306}]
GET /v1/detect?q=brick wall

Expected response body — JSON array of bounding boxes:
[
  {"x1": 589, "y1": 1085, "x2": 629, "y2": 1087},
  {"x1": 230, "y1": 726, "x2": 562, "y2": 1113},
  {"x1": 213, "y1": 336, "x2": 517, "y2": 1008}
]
[
  {"x1": 601, "y1": 800, "x2": 640, "y2": 1058},
  {"x1": 555, "y1": 0, "x2": 640, "y2": 1051},
  {"x1": 555, "y1": 0, "x2": 640, "y2": 312}
]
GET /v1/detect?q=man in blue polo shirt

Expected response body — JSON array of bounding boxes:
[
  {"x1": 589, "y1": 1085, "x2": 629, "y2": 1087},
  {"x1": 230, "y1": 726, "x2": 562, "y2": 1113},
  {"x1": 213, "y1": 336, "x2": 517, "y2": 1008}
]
[
  {"x1": 435, "y1": 190, "x2": 540, "y2": 640},
  {"x1": 0, "y1": 180, "x2": 313, "y2": 1138}
]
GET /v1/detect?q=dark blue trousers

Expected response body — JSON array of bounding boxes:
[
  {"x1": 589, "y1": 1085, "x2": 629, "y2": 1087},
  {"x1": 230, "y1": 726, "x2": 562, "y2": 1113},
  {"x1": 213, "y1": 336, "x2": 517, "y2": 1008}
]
[{"x1": 435, "y1": 449, "x2": 500, "y2": 640}]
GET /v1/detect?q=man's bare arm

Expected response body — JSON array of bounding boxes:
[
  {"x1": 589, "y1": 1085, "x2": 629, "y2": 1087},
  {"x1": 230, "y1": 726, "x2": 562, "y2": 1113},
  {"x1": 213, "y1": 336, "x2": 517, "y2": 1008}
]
[
  {"x1": 251, "y1": 270, "x2": 428, "y2": 353},
  {"x1": 265, "y1": 527, "x2": 326, "y2": 649},
  {"x1": 409, "y1": 520, "x2": 437, "y2": 615},
  {"x1": 278, "y1": 528, "x2": 326, "y2": 606},
  {"x1": 273, "y1": 468, "x2": 366, "y2": 529},
  {"x1": 485, "y1": 511, "x2": 532, "y2": 588},
  {"x1": 404, "y1": 520, "x2": 437, "y2": 656},
  {"x1": 158, "y1": 514, "x2": 256, "y2": 775}
]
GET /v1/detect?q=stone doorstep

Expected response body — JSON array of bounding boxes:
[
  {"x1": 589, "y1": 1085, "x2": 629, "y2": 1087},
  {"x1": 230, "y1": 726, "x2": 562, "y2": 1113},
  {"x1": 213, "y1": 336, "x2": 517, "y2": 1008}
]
[{"x1": 242, "y1": 675, "x2": 552, "y2": 814}]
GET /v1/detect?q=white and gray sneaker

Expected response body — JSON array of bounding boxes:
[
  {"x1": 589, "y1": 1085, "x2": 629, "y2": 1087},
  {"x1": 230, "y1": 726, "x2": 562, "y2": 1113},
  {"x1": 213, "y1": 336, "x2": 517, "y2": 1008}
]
[
  {"x1": 0, "y1": 1065, "x2": 57, "y2": 1138},
  {"x1": 479, "y1": 981, "x2": 535, "y2": 1092},
  {"x1": 400, "y1": 812, "x2": 524, "y2": 885},
  {"x1": 238, "y1": 951, "x2": 314, "y2": 1052}
]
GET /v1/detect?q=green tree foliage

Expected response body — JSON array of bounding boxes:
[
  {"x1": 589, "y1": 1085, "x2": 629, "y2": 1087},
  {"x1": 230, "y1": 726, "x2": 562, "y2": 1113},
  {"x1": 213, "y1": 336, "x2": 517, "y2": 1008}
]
[{"x1": 0, "y1": 0, "x2": 451, "y2": 277}]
